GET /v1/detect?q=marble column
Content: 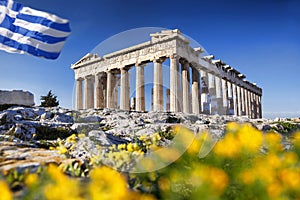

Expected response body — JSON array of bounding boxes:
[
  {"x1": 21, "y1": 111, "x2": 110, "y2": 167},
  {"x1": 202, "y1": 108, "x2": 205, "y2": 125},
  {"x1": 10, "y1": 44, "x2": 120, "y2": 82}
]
[
  {"x1": 221, "y1": 79, "x2": 228, "y2": 115},
  {"x1": 94, "y1": 73, "x2": 104, "y2": 109},
  {"x1": 181, "y1": 60, "x2": 191, "y2": 113},
  {"x1": 244, "y1": 89, "x2": 249, "y2": 117},
  {"x1": 75, "y1": 78, "x2": 83, "y2": 110},
  {"x1": 237, "y1": 85, "x2": 241, "y2": 116},
  {"x1": 106, "y1": 71, "x2": 115, "y2": 108},
  {"x1": 215, "y1": 76, "x2": 223, "y2": 114},
  {"x1": 247, "y1": 90, "x2": 252, "y2": 118},
  {"x1": 84, "y1": 75, "x2": 94, "y2": 109},
  {"x1": 102, "y1": 75, "x2": 107, "y2": 108},
  {"x1": 227, "y1": 81, "x2": 233, "y2": 114},
  {"x1": 200, "y1": 70, "x2": 209, "y2": 114},
  {"x1": 208, "y1": 73, "x2": 217, "y2": 114},
  {"x1": 192, "y1": 67, "x2": 200, "y2": 114},
  {"x1": 166, "y1": 89, "x2": 170, "y2": 111},
  {"x1": 170, "y1": 55, "x2": 180, "y2": 112},
  {"x1": 254, "y1": 93, "x2": 258, "y2": 119},
  {"x1": 120, "y1": 67, "x2": 130, "y2": 110},
  {"x1": 232, "y1": 83, "x2": 238, "y2": 116},
  {"x1": 240, "y1": 87, "x2": 245, "y2": 115},
  {"x1": 153, "y1": 59, "x2": 164, "y2": 111},
  {"x1": 136, "y1": 64, "x2": 145, "y2": 111},
  {"x1": 258, "y1": 95, "x2": 262, "y2": 118}
]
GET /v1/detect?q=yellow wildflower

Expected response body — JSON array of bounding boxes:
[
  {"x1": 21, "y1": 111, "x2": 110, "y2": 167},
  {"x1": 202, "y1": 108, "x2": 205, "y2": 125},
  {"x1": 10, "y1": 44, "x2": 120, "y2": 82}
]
[
  {"x1": 282, "y1": 152, "x2": 298, "y2": 167},
  {"x1": 0, "y1": 180, "x2": 12, "y2": 200},
  {"x1": 266, "y1": 153, "x2": 281, "y2": 169},
  {"x1": 187, "y1": 136, "x2": 202, "y2": 154},
  {"x1": 44, "y1": 164, "x2": 82, "y2": 200},
  {"x1": 241, "y1": 169, "x2": 255, "y2": 185},
  {"x1": 265, "y1": 132, "x2": 283, "y2": 152},
  {"x1": 158, "y1": 177, "x2": 171, "y2": 191},
  {"x1": 25, "y1": 173, "x2": 38, "y2": 187},
  {"x1": 237, "y1": 124, "x2": 263, "y2": 153},
  {"x1": 280, "y1": 169, "x2": 300, "y2": 190},
  {"x1": 226, "y1": 122, "x2": 240, "y2": 133},
  {"x1": 214, "y1": 133, "x2": 241, "y2": 158},
  {"x1": 267, "y1": 181, "x2": 283, "y2": 199},
  {"x1": 66, "y1": 134, "x2": 77, "y2": 143},
  {"x1": 292, "y1": 131, "x2": 300, "y2": 148},
  {"x1": 118, "y1": 144, "x2": 126, "y2": 150},
  {"x1": 56, "y1": 145, "x2": 68, "y2": 154},
  {"x1": 190, "y1": 165, "x2": 228, "y2": 194},
  {"x1": 89, "y1": 166, "x2": 128, "y2": 200},
  {"x1": 151, "y1": 132, "x2": 161, "y2": 142}
]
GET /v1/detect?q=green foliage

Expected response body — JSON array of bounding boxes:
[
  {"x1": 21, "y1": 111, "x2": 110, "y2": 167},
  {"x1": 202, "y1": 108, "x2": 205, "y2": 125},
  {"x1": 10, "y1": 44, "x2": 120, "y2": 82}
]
[
  {"x1": 40, "y1": 90, "x2": 59, "y2": 107},
  {"x1": 271, "y1": 121, "x2": 299, "y2": 134}
]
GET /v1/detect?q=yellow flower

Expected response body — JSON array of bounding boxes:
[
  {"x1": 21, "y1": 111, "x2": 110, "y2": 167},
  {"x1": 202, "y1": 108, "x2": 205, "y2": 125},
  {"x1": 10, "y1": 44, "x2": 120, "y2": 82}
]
[
  {"x1": 0, "y1": 181, "x2": 12, "y2": 200},
  {"x1": 292, "y1": 131, "x2": 300, "y2": 148},
  {"x1": 151, "y1": 132, "x2": 161, "y2": 142},
  {"x1": 66, "y1": 134, "x2": 77, "y2": 143},
  {"x1": 25, "y1": 173, "x2": 38, "y2": 187},
  {"x1": 226, "y1": 122, "x2": 240, "y2": 133},
  {"x1": 237, "y1": 124, "x2": 263, "y2": 153},
  {"x1": 265, "y1": 132, "x2": 283, "y2": 152},
  {"x1": 89, "y1": 166, "x2": 128, "y2": 200},
  {"x1": 44, "y1": 164, "x2": 82, "y2": 200},
  {"x1": 241, "y1": 169, "x2": 255, "y2": 185},
  {"x1": 190, "y1": 165, "x2": 228, "y2": 194},
  {"x1": 118, "y1": 144, "x2": 126, "y2": 150},
  {"x1": 208, "y1": 167, "x2": 228, "y2": 193},
  {"x1": 267, "y1": 181, "x2": 283, "y2": 198},
  {"x1": 158, "y1": 177, "x2": 171, "y2": 191},
  {"x1": 127, "y1": 143, "x2": 140, "y2": 152},
  {"x1": 282, "y1": 152, "x2": 298, "y2": 167},
  {"x1": 280, "y1": 169, "x2": 300, "y2": 190},
  {"x1": 187, "y1": 136, "x2": 202, "y2": 154},
  {"x1": 266, "y1": 153, "x2": 281, "y2": 169},
  {"x1": 214, "y1": 133, "x2": 241, "y2": 158}
]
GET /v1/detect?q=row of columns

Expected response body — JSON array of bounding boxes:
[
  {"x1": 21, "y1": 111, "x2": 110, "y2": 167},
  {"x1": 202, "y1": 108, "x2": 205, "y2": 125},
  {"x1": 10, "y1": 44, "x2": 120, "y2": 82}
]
[
  {"x1": 199, "y1": 70, "x2": 262, "y2": 118},
  {"x1": 75, "y1": 55, "x2": 262, "y2": 118}
]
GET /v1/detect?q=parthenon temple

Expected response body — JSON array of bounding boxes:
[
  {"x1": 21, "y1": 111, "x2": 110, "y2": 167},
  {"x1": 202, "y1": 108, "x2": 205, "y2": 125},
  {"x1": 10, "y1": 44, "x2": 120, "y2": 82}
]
[{"x1": 72, "y1": 29, "x2": 262, "y2": 118}]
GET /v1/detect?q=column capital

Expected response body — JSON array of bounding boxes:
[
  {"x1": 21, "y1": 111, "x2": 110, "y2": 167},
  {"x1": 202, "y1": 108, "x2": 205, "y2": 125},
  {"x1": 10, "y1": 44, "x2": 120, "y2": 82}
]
[
  {"x1": 136, "y1": 62, "x2": 147, "y2": 68},
  {"x1": 85, "y1": 74, "x2": 94, "y2": 80},
  {"x1": 179, "y1": 58, "x2": 189, "y2": 65},
  {"x1": 154, "y1": 57, "x2": 166, "y2": 63},
  {"x1": 169, "y1": 54, "x2": 180, "y2": 60},
  {"x1": 76, "y1": 77, "x2": 84, "y2": 81}
]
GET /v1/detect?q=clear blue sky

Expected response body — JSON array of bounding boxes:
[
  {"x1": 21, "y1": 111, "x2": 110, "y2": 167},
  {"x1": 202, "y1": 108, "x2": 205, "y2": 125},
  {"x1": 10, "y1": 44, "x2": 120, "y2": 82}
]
[{"x1": 0, "y1": 0, "x2": 299, "y2": 119}]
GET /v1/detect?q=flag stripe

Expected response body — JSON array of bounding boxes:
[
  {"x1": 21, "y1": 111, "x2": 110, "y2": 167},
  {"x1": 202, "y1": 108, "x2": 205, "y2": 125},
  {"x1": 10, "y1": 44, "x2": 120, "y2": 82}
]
[
  {"x1": 1, "y1": 5, "x2": 70, "y2": 37},
  {"x1": 20, "y1": 6, "x2": 68, "y2": 24},
  {"x1": 16, "y1": 14, "x2": 71, "y2": 32},
  {"x1": 1, "y1": 16, "x2": 68, "y2": 43},
  {"x1": 0, "y1": 27, "x2": 65, "y2": 52},
  {"x1": 0, "y1": 35, "x2": 60, "y2": 59},
  {"x1": 0, "y1": 0, "x2": 71, "y2": 59}
]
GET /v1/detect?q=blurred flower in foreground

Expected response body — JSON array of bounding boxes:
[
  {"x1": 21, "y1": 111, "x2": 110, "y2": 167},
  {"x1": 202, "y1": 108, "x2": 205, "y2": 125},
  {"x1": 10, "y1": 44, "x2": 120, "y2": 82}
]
[{"x1": 0, "y1": 180, "x2": 12, "y2": 200}]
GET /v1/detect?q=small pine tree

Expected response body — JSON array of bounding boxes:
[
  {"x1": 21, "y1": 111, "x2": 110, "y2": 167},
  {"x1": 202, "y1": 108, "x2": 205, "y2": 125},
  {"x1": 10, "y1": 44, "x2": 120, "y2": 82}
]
[{"x1": 40, "y1": 90, "x2": 59, "y2": 107}]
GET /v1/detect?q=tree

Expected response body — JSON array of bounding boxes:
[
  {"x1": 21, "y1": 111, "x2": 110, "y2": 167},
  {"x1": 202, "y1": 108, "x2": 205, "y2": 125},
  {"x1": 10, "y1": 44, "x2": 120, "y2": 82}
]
[{"x1": 40, "y1": 90, "x2": 59, "y2": 107}]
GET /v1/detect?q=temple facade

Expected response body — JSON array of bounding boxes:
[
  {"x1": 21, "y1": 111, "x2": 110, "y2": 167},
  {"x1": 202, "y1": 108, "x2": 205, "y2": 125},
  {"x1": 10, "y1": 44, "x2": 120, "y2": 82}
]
[{"x1": 72, "y1": 29, "x2": 262, "y2": 118}]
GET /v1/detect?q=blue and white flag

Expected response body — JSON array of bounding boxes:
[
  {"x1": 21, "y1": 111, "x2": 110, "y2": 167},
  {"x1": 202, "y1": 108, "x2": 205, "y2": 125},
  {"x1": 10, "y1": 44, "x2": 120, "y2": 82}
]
[{"x1": 0, "y1": 0, "x2": 70, "y2": 59}]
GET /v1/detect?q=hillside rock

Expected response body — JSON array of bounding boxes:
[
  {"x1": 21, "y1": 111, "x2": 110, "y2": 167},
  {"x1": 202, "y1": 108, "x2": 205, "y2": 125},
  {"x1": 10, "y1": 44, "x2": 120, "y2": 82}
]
[{"x1": 0, "y1": 106, "x2": 299, "y2": 172}]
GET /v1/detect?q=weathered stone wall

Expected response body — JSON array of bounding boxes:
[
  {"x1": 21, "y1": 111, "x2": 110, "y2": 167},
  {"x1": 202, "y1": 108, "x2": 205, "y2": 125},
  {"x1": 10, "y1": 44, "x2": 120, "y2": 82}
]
[{"x1": 0, "y1": 90, "x2": 35, "y2": 106}]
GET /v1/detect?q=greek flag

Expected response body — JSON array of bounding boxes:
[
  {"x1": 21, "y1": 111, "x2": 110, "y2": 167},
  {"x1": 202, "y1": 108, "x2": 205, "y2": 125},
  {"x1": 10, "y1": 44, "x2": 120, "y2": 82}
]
[{"x1": 0, "y1": 0, "x2": 70, "y2": 59}]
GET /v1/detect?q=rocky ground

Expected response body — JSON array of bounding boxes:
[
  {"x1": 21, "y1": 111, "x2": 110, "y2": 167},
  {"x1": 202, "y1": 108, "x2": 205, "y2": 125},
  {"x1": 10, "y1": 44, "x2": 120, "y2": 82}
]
[{"x1": 0, "y1": 106, "x2": 299, "y2": 174}]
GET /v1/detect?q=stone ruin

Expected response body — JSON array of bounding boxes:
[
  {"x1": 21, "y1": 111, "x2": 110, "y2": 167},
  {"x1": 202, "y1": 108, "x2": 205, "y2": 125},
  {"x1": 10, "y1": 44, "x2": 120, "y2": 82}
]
[
  {"x1": 72, "y1": 29, "x2": 262, "y2": 118},
  {"x1": 0, "y1": 90, "x2": 35, "y2": 107}
]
